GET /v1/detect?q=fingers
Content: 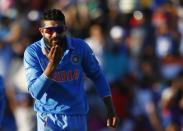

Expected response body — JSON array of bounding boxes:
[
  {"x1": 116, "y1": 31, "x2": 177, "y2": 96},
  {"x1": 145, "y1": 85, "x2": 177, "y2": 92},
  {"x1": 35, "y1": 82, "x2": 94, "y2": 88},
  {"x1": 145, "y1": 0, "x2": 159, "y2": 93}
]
[
  {"x1": 52, "y1": 45, "x2": 57, "y2": 58},
  {"x1": 112, "y1": 117, "x2": 116, "y2": 126},
  {"x1": 107, "y1": 117, "x2": 119, "y2": 128},
  {"x1": 107, "y1": 119, "x2": 110, "y2": 127},
  {"x1": 45, "y1": 45, "x2": 63, "y2": 64},
  {"x1": 45, "y1": 46, "x2": 55, "y2": 57}
]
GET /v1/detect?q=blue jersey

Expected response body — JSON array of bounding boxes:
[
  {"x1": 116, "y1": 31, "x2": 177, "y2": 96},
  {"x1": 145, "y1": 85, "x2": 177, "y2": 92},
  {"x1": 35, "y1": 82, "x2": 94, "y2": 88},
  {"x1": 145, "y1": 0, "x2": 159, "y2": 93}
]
[{"x1": 24, "y1": 36, "x2": 111, "y2": 115}]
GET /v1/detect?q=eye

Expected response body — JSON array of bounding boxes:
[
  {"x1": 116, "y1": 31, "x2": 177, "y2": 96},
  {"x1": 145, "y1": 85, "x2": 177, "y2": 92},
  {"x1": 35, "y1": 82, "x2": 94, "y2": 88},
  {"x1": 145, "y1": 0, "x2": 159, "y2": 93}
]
[
  {"x1": 44, "y1": 29, "x2": 53, "y2": 35},
  {"x1": 56, "y1": 28, "x2": 65, "y2": 33},
  {"x1": 42, "y1": 26, "x2": 66, "y2": 34}
]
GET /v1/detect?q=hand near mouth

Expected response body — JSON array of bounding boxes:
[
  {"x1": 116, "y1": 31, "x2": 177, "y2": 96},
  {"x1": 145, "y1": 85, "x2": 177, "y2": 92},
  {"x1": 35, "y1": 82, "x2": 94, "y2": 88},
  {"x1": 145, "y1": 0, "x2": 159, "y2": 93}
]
[{"x1": 45, "y1": 45, "x2": 63, "y2": 65}]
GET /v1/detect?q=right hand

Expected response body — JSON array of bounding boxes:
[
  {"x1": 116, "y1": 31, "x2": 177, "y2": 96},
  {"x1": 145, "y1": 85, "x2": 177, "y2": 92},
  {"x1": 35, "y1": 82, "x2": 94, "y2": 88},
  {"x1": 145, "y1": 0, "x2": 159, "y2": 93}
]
[{"x1": 45, "y1": 45, "x2": 63, "y2": 65}]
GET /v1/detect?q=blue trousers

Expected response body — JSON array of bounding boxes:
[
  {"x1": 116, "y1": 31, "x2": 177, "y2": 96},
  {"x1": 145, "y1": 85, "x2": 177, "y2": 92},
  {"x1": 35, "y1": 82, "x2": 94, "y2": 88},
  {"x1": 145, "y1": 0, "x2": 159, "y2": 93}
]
[{"x1": 37, "y1": 112, "x2": 87, "y2": 131}]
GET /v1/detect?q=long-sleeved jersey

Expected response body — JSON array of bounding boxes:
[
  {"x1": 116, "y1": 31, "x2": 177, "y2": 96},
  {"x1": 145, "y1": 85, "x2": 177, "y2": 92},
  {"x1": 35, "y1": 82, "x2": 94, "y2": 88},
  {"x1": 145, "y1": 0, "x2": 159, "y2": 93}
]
[{"x1": 24, "y1": 36, "x2": 111, "y2": 115}]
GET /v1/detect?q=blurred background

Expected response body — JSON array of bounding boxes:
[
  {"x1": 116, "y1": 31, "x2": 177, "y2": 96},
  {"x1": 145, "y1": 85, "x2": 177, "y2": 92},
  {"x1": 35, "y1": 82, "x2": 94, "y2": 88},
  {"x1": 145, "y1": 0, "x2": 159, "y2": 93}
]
[{"x1": 0, "y1": 0, "x2": 183, "y2": 131}]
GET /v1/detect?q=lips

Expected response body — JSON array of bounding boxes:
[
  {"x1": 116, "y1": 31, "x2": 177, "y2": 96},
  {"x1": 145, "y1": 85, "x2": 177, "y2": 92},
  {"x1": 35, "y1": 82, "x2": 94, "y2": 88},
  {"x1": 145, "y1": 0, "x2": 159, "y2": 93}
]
[
  {"x1": 50, "y1": 37, "x2": 65, "y2": 47},
  {"x1": 52, "y1": 39, "x2": 60, "y2": 43}
]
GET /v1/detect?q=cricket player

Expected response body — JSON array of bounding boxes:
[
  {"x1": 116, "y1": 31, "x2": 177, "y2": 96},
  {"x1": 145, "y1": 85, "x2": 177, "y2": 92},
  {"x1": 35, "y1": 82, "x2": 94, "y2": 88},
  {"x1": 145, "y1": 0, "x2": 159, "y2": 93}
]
[{"x1": 24, "y1": 9, "x2": 119, "y2": 131}]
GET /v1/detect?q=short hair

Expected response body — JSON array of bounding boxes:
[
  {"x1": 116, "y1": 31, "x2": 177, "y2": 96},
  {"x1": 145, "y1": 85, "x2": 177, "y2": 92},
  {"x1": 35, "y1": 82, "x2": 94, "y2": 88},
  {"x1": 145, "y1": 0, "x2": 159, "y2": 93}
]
[{"x1": 41, "y1": 9, "x2": 65, "y2": 24}]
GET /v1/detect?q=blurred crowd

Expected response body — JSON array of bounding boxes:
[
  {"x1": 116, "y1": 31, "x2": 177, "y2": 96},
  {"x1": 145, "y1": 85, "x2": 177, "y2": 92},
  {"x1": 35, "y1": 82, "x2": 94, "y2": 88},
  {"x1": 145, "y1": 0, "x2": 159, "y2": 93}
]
[{"x1": 0, "y1": 0, "x2": 183, "y2": 131}]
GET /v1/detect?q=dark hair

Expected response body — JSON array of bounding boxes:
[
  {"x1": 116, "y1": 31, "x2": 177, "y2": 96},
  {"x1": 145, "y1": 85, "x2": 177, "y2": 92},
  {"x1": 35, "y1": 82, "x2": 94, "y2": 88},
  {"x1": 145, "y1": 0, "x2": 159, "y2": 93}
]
[{"x1": 41, "y1": 9, "x2": 65, "y2": 24}]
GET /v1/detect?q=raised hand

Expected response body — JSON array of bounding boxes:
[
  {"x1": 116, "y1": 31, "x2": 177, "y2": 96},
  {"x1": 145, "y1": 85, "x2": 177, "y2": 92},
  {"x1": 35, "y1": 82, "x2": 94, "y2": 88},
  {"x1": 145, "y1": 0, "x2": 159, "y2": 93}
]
[
  {"x1": 44, "y1": 45, "x2": 63, "y2": 78},
  {"x1": 45, "y1": 45, "x2": 63, "y2": 65}
]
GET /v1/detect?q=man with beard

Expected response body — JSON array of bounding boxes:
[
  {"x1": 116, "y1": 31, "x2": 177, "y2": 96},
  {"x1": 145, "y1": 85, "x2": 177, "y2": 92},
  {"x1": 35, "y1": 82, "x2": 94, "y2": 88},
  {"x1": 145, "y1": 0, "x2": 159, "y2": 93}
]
[{"x1": 23, "y1": 9, "x2": 119, "y2": 131}]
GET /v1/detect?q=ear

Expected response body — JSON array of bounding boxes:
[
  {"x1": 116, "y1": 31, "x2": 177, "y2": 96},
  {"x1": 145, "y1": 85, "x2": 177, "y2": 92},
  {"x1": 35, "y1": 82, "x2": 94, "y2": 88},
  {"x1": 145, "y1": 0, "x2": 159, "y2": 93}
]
[{"x1": 39, "y1": 28, "x2": 44, "y2": 36}]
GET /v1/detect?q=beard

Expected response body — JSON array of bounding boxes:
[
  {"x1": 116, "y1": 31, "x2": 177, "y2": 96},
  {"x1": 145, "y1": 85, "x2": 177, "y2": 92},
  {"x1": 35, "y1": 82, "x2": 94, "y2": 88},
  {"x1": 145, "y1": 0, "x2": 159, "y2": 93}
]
[{"x1": 43, "y1": 35, "x2": 66, "y2": 50}]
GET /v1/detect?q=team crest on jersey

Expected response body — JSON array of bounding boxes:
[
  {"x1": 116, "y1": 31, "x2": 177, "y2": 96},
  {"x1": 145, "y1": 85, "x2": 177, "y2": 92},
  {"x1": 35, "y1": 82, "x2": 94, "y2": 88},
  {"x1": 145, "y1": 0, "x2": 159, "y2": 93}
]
[{"x1": 71, "y1": 54, "x2": 80, "y2": 64}]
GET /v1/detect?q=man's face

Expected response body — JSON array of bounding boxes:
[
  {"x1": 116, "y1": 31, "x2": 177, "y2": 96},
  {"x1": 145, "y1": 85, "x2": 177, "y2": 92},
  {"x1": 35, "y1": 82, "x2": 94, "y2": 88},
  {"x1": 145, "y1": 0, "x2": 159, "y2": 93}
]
[{"x1": 39, "y1": 20, "x2": 66, "y2": 49}]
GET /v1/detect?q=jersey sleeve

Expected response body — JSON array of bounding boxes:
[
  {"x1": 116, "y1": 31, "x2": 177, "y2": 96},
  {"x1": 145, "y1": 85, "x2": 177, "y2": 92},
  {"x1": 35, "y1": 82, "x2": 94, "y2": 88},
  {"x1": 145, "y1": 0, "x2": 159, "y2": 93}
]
[
  {"x1": 81, "y1": 41, "x2": 111, "y2": 97},
  {"x1": 24, "y1": 46, "x2": 53, "y2": 99}
]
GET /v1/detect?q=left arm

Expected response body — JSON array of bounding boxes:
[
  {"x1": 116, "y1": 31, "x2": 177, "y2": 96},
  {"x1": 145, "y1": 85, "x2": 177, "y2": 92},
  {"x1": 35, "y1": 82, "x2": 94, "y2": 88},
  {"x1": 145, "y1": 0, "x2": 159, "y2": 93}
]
[{"x1": 81, "y1": 40, "x2": 119, "y2": 128}]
